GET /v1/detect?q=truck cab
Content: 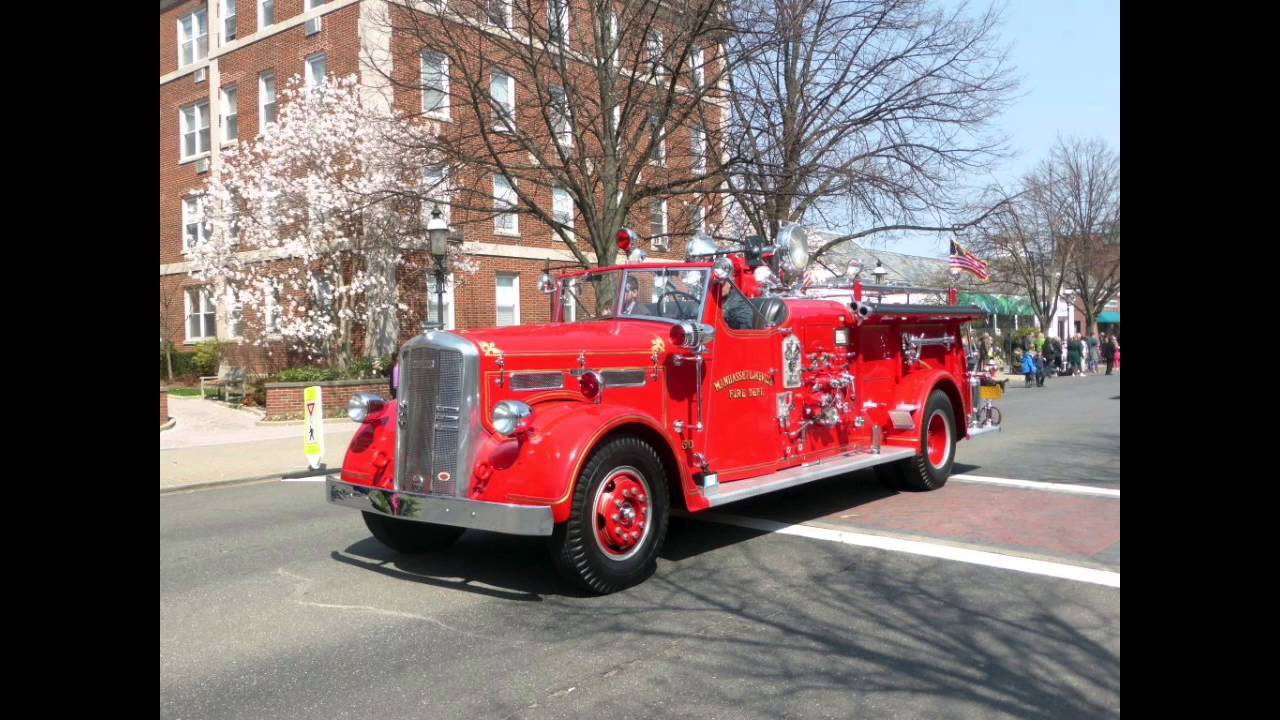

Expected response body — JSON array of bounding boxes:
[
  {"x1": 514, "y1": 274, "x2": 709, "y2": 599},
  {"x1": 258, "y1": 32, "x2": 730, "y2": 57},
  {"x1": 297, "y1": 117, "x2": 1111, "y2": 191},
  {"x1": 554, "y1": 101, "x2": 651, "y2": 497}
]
[{"x1": 328, "y1": 226, "x2": 1000, "y2": 594}]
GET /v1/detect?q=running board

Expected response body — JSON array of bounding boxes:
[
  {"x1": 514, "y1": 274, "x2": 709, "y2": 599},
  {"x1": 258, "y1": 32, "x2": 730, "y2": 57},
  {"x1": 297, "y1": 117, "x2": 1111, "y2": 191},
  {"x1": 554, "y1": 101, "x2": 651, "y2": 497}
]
[
  {"x1": 966, "y1": 424, "x2": 1001, "y2": 438},
  {"x1": 702, "y1": 446, "x2": 918, "y2": 508}
]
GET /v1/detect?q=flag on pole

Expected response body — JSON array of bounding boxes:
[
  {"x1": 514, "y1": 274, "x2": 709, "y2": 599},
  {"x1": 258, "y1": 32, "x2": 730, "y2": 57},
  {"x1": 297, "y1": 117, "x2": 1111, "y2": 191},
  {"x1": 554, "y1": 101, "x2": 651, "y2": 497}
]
[{"x1": 949, "y1": 240, "x2": 990, "y2": 281}]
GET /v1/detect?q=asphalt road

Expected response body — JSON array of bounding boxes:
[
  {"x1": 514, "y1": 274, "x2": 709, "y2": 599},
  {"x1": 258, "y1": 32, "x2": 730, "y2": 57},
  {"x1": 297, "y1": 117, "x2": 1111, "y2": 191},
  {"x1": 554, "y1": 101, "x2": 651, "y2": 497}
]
[{"x1": 160, "y1": 376, "x2": 1120, "y2": 719}]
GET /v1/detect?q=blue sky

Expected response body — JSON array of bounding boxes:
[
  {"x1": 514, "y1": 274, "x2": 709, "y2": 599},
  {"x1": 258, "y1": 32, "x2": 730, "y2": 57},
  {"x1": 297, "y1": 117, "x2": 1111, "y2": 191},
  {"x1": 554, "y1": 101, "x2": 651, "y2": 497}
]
[{"x1": 876, "y1": 0, "x2": 1120, "y2": 258}]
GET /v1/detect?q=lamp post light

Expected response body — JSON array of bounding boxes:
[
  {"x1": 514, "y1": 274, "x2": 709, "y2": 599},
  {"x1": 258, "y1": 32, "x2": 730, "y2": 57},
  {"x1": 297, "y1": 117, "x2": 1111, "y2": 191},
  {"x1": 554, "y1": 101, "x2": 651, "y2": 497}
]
[
  {"x1": 427, "y1": 204, "x2": 452, "y2": 331},
  {"x1": 871, "y1": 260, "x2": 888, "y2": 301}
]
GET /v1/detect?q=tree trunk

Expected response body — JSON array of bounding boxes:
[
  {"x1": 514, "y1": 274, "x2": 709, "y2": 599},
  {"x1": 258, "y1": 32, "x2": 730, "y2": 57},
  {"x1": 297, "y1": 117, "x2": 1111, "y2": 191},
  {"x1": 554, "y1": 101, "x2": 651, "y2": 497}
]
[{"x1": 165, "y1": 343, "x2": 174, "y2": 382}]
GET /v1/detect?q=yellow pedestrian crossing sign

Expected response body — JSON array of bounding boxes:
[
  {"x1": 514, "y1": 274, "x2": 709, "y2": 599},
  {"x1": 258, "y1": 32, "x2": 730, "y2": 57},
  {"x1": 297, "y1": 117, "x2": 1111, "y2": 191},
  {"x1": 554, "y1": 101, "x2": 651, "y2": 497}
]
[{"x1": 304, "y1": 385, "x2": 324, "y2": 469}]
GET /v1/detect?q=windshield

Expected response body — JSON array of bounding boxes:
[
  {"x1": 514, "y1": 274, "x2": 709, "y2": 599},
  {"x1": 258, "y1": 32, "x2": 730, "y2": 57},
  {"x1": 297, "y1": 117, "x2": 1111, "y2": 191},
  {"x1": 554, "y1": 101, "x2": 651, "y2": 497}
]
[{"x1": 557, "y1": 268, "x2": 709, "y2": 324}]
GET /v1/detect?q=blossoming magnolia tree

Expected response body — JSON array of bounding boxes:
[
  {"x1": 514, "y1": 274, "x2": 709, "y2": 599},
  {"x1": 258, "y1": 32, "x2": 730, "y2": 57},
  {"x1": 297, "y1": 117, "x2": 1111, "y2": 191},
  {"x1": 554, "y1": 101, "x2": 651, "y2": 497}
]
[{"x1": 189, "y1": 75, "x2": 476, "y2": 370}]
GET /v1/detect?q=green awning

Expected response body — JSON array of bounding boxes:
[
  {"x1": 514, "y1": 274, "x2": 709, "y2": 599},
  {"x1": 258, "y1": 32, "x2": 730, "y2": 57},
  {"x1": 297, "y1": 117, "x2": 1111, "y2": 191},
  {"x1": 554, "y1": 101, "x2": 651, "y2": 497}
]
[
  {"x1": 1098, "y1": 312, "x2": 1120, "y2": 324},
  {"x1": 959, "y1": 293, "x2": 1035, "y2": 316}
]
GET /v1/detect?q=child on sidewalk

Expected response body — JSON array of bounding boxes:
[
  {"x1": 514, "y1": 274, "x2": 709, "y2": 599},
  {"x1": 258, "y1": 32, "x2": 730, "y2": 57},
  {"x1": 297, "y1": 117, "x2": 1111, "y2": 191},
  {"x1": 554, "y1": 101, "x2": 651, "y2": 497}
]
[
  {"x1": 1034, "y1": 349, "x2": 1046, "y2": 387},
  {"x1": 1022, "y1": 350, "x2": 1038, "y2": 388}
]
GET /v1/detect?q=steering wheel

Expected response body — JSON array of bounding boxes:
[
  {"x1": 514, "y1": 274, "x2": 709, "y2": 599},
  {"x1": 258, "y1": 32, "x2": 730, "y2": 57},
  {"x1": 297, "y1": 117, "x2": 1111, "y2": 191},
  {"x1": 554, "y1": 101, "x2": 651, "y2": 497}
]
[{"x1": 658, "y1": 290, "x2": 700, "y2": 320}]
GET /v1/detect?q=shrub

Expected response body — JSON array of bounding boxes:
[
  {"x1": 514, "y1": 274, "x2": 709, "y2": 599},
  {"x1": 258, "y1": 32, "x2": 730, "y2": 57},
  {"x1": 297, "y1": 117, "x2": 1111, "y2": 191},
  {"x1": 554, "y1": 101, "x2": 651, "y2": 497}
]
[
  {"x1": 193, "y1": 340, "x2": 222, "y2": 376},
  {"x1": 160, "y1": 349, "x2": 201, "y2": 380}
]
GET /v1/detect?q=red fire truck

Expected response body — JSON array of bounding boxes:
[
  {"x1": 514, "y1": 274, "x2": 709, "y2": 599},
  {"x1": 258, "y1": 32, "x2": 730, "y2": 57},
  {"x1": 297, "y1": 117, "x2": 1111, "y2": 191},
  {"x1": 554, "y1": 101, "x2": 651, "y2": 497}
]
[{"x1": 327, "y1": 226, "x2": 1001, "y2": 593}]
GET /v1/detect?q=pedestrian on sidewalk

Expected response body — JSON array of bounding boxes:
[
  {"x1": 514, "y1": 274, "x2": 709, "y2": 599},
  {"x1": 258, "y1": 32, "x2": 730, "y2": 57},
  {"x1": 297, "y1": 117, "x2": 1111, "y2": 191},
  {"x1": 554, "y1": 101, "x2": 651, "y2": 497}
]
[
  {"x1": 1034, "y1": 349, "x2": 1046, "y2": 387},
  {"x1": 1102, "y1": 334, "x2": 1116, "y2": 375},
  {"x1": 1087, "y1": 332, "x2": 1100, "y2": 373},
  {"x1": 1022, "y1": 350, "x2": 1038, "y2": 388},
  {"x1": 1068, "y1": 334, "x2": 1084, "y2": 376},
  {"x1": 1114, "y1": 337, "x2": 1121, "y2": 371}
]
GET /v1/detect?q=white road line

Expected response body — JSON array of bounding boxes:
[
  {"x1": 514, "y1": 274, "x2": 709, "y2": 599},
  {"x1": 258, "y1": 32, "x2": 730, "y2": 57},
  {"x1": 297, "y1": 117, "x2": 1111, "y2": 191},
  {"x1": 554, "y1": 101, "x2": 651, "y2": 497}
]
[
  {"x1": 692, "y1": 512, "x2": 1120, "y2": 588},
  {"x1": 949, "y1": 474, "x2": 1120, "y2": 497},
  {"x1": 280, "y1": 477, "x2": 326, "y2": 482}
]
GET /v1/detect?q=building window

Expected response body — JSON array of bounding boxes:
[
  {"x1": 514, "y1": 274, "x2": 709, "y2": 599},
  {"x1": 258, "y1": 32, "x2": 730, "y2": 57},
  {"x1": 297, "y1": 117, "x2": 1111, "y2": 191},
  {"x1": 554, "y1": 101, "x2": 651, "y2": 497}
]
[
  {"x1": 178, "y1": 9, "x2": 208, "y2": 68},
  {"x1": 490, "y1": 70, "x2": 515, "y2": 132},
  {"x1": 225, "y1": 288, "x2": 244, "y2": 338},
  {"x1": 185, "y1": 287, "x2": 217, "y2": 341},
  {"x1": 221, "y1": 0, "x2": 237, "y2": 42},
  {"x1": 690, "y1": 202, "x2": 705, "y2": 234},
  {"x1": 426, "y1": 273, "x2": 455, "y2": 330},
  {"x1": 421, "y1": 51, "x2": 450, "y2": 119},
  {"x1": 646, "y1": 31, "x2": 665, "y2": 77},
  {"x1": 692, "y1": 126, "x2": 706, "y2": 174},
  {"x1": 691, "y1": 46, "x2": 705, "y2": 91},
  {"x1": 649, "y1": 115, "x2": 665, "y2": 165},
  {"x1": 550, "y1": 86, "x2": 572, "y2": 152},
  {"x1": 548, "y1": 0, "x2": 569, "y2": 43},
  {"x1": 487, "y1": 0, "x2": 512, "y2": 29},
  {"x1": 494, "y1": 175, "x2": 518, "y2": 234},
  {"x1": 496, "y1": 273, "x2": 520, "y2": 326},
  {"x1": 262, "y1": 283, "x2": 281, "y2": 335},
  {"x1": 650, "y1": 199, "x2": 667, "y2": 245},
  {"x1": 423, "y1": 163, "x2": 451, "y2": 224},
  {"x1": 179, "y1": 101, "x2": 210, "y2": 161},
  {"x1": 553, "y1": 186, "x2": 574, "y2": 235},
  {"x1": 183, "y1": 196, "x2": 209, "y2": 251},
  {"x1": 562, "y1": 278, "x2": 577, "y2": 322},
  {"x1": 220, "y1": 86, "x2": 238, "y2": 143},
  {"x1": 305, "y1": 53, "x2": 327, "y2": 90},
  {"x1": 311, "y1": 272, "x2": 335, "y2": 314},
  {"x1": 259, "y1": 72, "x2": 276, "y2": 129}
]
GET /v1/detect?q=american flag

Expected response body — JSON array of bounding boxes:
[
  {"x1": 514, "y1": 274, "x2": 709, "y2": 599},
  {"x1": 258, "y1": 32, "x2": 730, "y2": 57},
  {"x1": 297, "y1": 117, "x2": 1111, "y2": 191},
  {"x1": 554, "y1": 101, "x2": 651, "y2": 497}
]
[{"x1": 949, "y1": 240, "x2": 989, "y2": 281}]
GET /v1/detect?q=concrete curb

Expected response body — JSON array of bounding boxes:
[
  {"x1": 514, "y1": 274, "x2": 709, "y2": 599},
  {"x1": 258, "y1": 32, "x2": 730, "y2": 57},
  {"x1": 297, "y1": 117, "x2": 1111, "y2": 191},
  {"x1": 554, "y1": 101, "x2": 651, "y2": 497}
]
[
  {"x1": 160, "y1": 418, "x2": 177, "y2": 431},
  {"x1": 160, "y1": 473, "x2": 284, "y2": 495}
]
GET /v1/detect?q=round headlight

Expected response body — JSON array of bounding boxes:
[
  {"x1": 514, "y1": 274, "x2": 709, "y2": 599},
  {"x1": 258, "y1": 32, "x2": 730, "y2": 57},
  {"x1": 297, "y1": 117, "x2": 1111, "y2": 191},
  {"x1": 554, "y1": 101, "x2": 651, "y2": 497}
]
[
  {"x1": 492, "y1": 400, "x2": 533, "y2": 436},
  {"x1": 776, "y1": 223, "x2": 811, "y2": 276},
  {"x1": 713, "y1": 256, "x2": 734, "y2": 280},
  {"x1": 686, "y1": 231, "x2": 719, "y2": 259},
  {"x1": 348, "y1": 392, "x2": 385, "y2": 423}
]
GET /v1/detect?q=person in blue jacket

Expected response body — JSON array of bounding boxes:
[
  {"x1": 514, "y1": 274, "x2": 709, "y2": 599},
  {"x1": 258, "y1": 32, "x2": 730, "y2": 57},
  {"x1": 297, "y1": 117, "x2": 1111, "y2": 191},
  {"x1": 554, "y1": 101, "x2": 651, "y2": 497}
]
[{"x1": 1022, "y1": 350, "x2": 1038, "y2": 388}]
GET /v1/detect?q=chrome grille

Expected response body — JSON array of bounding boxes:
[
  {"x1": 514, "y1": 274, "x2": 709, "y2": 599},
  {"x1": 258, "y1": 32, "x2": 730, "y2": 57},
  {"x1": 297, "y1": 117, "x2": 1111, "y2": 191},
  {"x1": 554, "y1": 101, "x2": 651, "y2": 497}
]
[
  {"x1": 398, "y1": 345, "x2": 463, "y2": 496},
  {"x1": 511, "y1": 372, "x2": 565, "y2": 391}
]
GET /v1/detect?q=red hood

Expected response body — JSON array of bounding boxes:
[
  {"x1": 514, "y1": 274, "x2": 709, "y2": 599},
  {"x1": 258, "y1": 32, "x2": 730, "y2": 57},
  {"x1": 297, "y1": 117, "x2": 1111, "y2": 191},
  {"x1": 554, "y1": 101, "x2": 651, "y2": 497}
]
[{"x1": 454, "y1": 320, "x2": 678, "y2": 358}]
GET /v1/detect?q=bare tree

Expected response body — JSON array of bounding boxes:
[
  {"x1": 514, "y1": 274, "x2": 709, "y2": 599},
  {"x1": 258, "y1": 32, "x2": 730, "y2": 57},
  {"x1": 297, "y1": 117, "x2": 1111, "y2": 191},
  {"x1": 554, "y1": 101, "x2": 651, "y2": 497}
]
[
  {"x1": 964, "y1": 172, "x2": 1074, "y2": 334},
  {"x1": 1052, "y1": 137, "x2": 1120, "y2": 336},
  {"x1": 724, "y1": 0, "x2": 1017, "y2": 260},
  {"x1": 370, "y1": 0, "x2": 758, "y2": 293}
]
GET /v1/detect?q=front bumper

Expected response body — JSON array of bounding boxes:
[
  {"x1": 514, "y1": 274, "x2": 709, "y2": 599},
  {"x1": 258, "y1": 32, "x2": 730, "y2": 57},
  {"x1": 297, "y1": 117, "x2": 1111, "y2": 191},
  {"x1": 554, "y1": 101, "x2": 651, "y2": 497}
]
[{"x1": 326, "y1": 476, "x2": 554, "y2": 536}]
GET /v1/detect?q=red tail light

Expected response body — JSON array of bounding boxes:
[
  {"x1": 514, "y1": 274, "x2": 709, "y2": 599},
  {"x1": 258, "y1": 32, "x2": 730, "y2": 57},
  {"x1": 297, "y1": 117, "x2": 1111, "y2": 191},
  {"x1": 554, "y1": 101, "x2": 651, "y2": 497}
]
[
  {"x1": 579, "y1": 371, "x2": 601, "y2": 400},
  {"x1": 617, "y1": 228, "x2": 637, "y2": 253}
]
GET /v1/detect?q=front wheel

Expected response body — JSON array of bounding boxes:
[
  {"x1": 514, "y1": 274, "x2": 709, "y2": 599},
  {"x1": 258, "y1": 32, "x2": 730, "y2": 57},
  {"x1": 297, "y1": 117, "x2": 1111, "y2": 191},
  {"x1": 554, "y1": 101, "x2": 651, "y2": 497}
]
[
  {"x1": 362, "y1": 512, "x2": 465, "y2": 553},
  {"x1": 548, "y1": 436, "x2": 670, "y2": 594},
  {"x1": 901, "y1": 390, "x2": 956, "y2": 491}
]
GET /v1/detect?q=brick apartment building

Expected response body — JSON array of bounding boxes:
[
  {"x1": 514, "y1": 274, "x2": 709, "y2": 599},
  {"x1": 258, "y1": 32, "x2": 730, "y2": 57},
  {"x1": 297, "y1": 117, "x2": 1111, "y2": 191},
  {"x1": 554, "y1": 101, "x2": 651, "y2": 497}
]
[{"x1": 160, "y1": 0, "x2": 723, "y2": 372}]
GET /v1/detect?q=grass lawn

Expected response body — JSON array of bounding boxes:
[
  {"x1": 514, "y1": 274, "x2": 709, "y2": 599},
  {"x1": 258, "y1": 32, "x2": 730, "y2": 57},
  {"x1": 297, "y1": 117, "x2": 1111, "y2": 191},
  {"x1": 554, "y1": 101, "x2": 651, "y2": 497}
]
[{"x1": 166, "y1": 387, "x2": 204, "y2": 397}]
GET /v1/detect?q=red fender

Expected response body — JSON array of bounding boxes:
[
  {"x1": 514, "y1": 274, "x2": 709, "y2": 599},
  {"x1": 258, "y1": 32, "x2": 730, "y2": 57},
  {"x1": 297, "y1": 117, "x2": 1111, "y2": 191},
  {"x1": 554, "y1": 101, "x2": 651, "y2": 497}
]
[
  {"x1": 885, "y1": 369, "x2": 970, "y2": 446},
  {"x1": 471, "y1": 402, "x2": 685, "y2": 524}
]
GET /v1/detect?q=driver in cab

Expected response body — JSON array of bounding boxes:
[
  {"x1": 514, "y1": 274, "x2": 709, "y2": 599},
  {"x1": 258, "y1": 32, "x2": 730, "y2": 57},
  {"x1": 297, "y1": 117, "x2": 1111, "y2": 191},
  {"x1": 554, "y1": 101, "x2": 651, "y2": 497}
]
[
  {"x1": 621, "y1": 276, "x2": 640, "y2": 314},
  {"x1": 721, "y1": 282, "x2": 755, "y2": 330}
]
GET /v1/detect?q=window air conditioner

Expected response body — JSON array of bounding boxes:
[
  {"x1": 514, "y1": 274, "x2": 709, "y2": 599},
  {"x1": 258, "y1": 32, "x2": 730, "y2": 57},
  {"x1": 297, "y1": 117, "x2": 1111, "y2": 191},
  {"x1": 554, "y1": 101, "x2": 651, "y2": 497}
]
[
  {"x1": 194, "y1": 67, "x2": 207, "y2": 83},
  {"x1": 196, "y1": 158, "x2": 210, "y2": 174},
  {"x1": 305, "y1": 16, "x2": 322, "y2": 35}
]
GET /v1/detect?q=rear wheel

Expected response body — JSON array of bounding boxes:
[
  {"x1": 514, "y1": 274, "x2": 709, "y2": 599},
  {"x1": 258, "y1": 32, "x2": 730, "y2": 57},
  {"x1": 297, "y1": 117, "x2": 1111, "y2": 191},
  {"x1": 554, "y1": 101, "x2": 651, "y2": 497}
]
[
  {"x1": 362, "y1": 512, "x2": 465, "y2": 553},
  {"x1": 901, "y1": 390, "x2": 956, "y2": 491},
  {"x1": 548, "y1": 436, "x2": 670, "y2": 594}
]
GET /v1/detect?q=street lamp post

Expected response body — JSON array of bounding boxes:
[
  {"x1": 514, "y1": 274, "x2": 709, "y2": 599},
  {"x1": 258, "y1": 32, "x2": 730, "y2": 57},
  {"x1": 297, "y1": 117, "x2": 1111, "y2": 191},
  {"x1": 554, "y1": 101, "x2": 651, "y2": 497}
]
[
  {"x1": 871, "y1": 260, "x2": 888, "y2": 301},
  {"x1": 427, "y1": 204, "x2": 451, "y2": 331}
]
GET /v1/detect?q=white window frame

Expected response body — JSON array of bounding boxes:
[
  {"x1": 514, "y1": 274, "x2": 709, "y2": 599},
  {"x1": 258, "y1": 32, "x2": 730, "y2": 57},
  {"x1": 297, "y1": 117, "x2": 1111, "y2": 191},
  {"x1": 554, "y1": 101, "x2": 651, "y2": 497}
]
[
  {"x1": 692, "y1": 125, "x2": 706, "y2": 174},
  {"x1": 650, "y1": 199, "x2": 668, "y2": 248},
  {"x1": 553, "y1": 185, "x2": 574, "y2": 237},
  {"x1": 490, "y1": 70, "x2": 516, "y2": 133},
  {"x1": 262, "y1": 283, "x2": 282, "y2": 336},
  {"x1": 184, "y1": 287, "x2": 217, "y2": 342},
  {"x1": 562, "y1": 278, "x2": 577, "y2": 322},
  {"x1": 182, "y1": 195, "x2": 209, "y2": 252},
  {"x1": 423, "y1": 163, "x2": 451, "y2": 225},
  {"x1": 177, "y1": 9, "x2": 208, "y2": 68},
  {"x1": 258, "y1": 71, "x2": 276, "y2": 131},
  {"x1": 487, "y1": 0, "x2": 513, "y2": 29},
  {"x1": 305, "y1": 53, "x2": 327, "y2": 90},
  {"x1": 220, "y1": 86, "x2": 238, "y2": 144},
  {"x1": 426, "y1": 272, "x2": 456, "y2": 330},
  {"x1": 548, "y1": 0, "x2": 569, "y2": 44},
  {"x1": 550, "y1": 85, "x2": 572, "y2": 152},
  {"x1": 495, "y1": 273, "x2": 520, "y2": 326},
  {"x1": 311, "y1": 272, "x2": 335, "y2": 314},
  {"x1": 421, "y1": 51, "x2": 450, "y2": 120},
  {"x1": 646, "y1": 31, "x2": 665, "y2": 77},
  {"x1": 494, "y1": 175, "x2": 519, "y2": 235},
  {"x1": 690, "y1": 202, "x2": 705, "y2": 235},
  {"x1": 306, "y1": 0, "x2": 326, "y2": 8},
  {"x1": 649, "y1": 115, "x2": 665, "y2": 165},
  {"x1": 224, "y1": 287, "x2": 244, "y2": 339},
  {"x1": 691, "y1": 46, "x2": 705, "y2": 91},
  {"x1": 221, "y1": 0, "x2": 237, "y2": 43},
  {"x1": 179, "y1": 100, "x2": 210, "y2": 161},
  {"x1": 258, "y1": 0, "x2": 274, "y2": 29}
]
